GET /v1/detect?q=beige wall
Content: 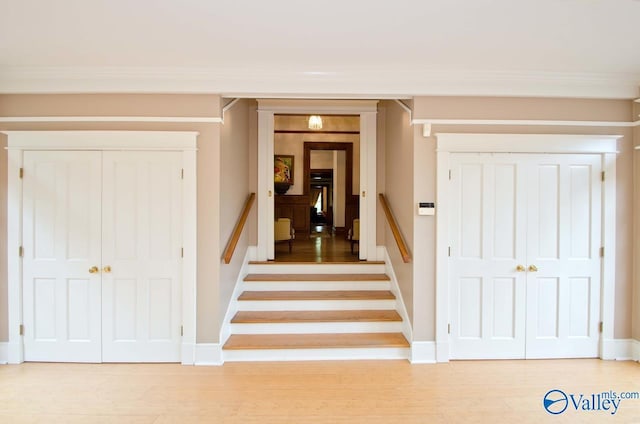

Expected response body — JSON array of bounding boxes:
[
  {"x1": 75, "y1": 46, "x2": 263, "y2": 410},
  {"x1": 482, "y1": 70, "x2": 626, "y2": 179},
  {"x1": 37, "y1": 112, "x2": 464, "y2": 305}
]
[
  {"x1": 0, "y1": 94, "x2": 224, "y2": 343},
  {"x1": 218, "y1": 99, "x2": 255, "y2": 334},
  {"x1": 634, "y1": 100, "x2": 640, "y2": 341},
  {"x1": 379, "y1": 101, "x2": 415, "y2": 325},
  {"x1": 413, "y1": 96, "x2": 635, "y2": 340}
]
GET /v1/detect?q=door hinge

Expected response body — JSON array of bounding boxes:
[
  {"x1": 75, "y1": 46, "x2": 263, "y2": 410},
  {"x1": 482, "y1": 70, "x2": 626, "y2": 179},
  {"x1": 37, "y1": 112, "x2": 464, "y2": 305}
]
[
  {"x1": 447, "y1": 323, "x2": 451, "y2": 334},
  {"x1": 601, "y1": 171, "x2": 605, "y2": 182},
  {"x1": 19, "y1": 168, "x2": 24, "y2": 179},
  {"x1": 180, "y1": 325, "x2": 184, "y2": 337},
  {"x1": 448, "y1": 170, "x2": 452, "y2": 180},
  {"x1": 448, "y1": 246, "x2": 451, "y2": 257},
  {"x1": 599, "y1": 247, "x2": 604, "y2": 258},
  {"x1": 18, "y1": 246, "x2": 24, "y2": 257},
  {"x1": 181, "y1": 247, "x2": 184, "y2": 258},
  {"x1": 598, "y1": 322, "x2": 603, "y2": 333},
  {"x1": 19, "y1": 324, "x2": 24, "y2": 336},
  {"x1": 181, "y1": 168, "x2": 184, "y2": 180}
]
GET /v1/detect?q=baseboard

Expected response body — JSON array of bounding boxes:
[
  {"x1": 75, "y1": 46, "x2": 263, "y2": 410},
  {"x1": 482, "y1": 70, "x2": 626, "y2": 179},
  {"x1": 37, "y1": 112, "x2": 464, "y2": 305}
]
[
  {"x1": 601, "y1": 338, "x2": 634, "y2": 360},
  {"x1": 633, "y1": 340, "x2": 640, "y2": 362},
  {"x1": 382, "y1": 247, "x2": 413, "y2": 343},
  {"x1": 195, "y1": 343, "x2": 223, "y2": 366},
  {"x1": 411, "y1": 341, "x2": 436, "y2": 364},
  {"x1": 0, "y1": 342, "x2": 8, "y2": 364}
]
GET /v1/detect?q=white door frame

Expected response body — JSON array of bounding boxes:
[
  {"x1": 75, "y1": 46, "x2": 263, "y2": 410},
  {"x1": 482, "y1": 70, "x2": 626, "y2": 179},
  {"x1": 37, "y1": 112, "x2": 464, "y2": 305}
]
[
  {"x1": 435, "y1": 133, "x2": 620, "y2": 362},
  {"x1": 256, "y1": 100, "x2": 379, "y2": 261},
  {"x1": 4, "y1": 131, "x2": 199, "y2": 364}
]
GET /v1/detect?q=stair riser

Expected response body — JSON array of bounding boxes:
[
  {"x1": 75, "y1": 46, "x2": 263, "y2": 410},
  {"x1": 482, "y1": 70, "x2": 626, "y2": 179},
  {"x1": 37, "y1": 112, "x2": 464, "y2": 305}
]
[
  {"x1": 247, "y1": 264, "x2": 386, "y2": 274},
  {"x1": 223, "y1": 347, "x2": 410, "y2": 362},
  {"x1": 243, "y1": 281, "x2": 391, "y2": 291},
  {"x1": 237, "y1": 299, "x2": 398, "y2": 311},
  {"x1": 229, "y1": 321, "x2": 403, "y2": 334}
]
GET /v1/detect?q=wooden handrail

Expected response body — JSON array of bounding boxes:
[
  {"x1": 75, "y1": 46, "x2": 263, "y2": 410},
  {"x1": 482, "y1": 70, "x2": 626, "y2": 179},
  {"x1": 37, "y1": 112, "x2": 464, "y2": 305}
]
[
  {"x1": 223, "y1": 193, "x2": 256, "y2": 264},
  {"x1": 379, "y1": 193, "x2": 411, "y2": 263}
]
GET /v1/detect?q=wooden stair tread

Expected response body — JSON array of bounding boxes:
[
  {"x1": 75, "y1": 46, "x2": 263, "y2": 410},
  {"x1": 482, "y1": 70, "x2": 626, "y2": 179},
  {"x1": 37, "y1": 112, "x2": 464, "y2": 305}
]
[
  {"x1": 223, "y1": 333, "x2": 410, "y2": 350},
  {"x1": 231, "y1": 310, "x2": 402, "y2": 323},
  {"x1": 248, "y1": 261, "x2": 386, "y2": 265},
  {"x1": 238, "y1": 290, "x2": 396, "y2": 301},
  {"x1": 244, "y1": 273, "x2": 390, "y2": 282}
]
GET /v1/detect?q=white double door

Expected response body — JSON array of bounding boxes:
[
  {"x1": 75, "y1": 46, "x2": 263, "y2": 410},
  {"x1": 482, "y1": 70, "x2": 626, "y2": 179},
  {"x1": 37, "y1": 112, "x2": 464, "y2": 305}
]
[
  {"x1": 449, "y1": 153, "x2": 602, "y2": 359},
  {"x1": 22, "y1": 151, "x2": 183, "y2": 362}
]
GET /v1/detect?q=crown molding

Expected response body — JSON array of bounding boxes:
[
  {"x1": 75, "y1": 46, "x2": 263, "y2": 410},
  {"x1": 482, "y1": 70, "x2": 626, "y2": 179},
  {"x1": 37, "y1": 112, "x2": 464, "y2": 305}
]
[{"x1": 0, "y1": 66, "x2": 638, "y2": 99}]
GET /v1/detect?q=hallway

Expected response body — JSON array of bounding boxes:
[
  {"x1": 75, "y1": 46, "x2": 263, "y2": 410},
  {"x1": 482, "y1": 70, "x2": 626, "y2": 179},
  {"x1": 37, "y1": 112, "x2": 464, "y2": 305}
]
[{"x1": 274, "y1": 225, "x2": 360, "y2": 263}]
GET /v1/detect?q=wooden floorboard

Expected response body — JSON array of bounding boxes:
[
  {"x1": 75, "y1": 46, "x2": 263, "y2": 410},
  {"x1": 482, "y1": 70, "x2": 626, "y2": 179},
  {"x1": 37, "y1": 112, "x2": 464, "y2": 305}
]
[
  {"x1": 231, "y1": 310, "x2": 403, "y2": 323},
  {"x1": 223, "y1": 333, "x2": 410, "y2": 350},
  {"x1": 244, "y1": 273, "x2": 390, "y2": 282},
  {"x1": 238, "y1": 290, "x2": 396, "y2": 301},
  {"x1": 1, "y1": 360, "x2": 639, "y2": 423}
]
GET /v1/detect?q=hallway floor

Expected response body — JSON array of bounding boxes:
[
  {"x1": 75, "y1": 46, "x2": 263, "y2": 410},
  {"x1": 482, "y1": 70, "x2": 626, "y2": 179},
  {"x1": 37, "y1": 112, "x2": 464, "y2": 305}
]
[
  {"x1": 0, "y1": 359, "x2": 638, "y2": 423},
  {"x1": 275, "y1": 225, "x2": 359, "y2": 263}
]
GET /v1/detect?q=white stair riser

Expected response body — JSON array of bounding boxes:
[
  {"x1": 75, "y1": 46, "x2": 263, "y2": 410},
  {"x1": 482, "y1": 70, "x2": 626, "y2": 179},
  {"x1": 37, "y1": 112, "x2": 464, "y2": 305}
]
[
  {"x1": 230, "y1": 321, "x2": 403, "y2": 334},
  {"x1": 247, "y1": 264, "x2": 386, "y2": 274},
  {"x1": 237, "y1": 299, "x2": 397, "y2": 311},
  {"x1": 243, "y1": 281, "x2": 391, "y2": 291},
  {"x1": 223, "y1": 347, "x2": 410, "y2": 362}
]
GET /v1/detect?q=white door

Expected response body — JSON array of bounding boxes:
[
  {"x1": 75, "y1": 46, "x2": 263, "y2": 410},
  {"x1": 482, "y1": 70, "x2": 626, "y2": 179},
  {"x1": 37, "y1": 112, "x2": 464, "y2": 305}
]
[
  {"x1": 449, "y1": 154, "x2": 528, "y2": 359},
  {"x1": 22, "y1": 151, "x2": 103, "y2": 362},
  {"x1": 449, "y1": 153, "x2": 602, "y2": 359},
  {"x1": 23, "y1": 151, "x2": 183, "y2": 363},
  {"x1": 101, "y1": 152, "x2": 183, "y2": 362}
]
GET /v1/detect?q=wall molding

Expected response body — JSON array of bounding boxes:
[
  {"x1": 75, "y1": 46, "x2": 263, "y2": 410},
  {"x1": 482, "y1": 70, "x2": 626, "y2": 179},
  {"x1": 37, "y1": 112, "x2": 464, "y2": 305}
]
[
  {"x1": 0, "y1": 66, "x2": 638, "y2": 99},
  {"x1": 0, "y1": 116, "x2": 221, "y2": 123},
  {"x1": 0, "y1": 342, "x2": 8, "y2": 365},
  {"x1": 601, "y1": 339, "x2": 635, "y2": 361},
  {"x1": 411, "y1": 341, "x2": 436, "y2": 364},
  {"x1": 194, "y1": 344, "x2": 223, "y2": 366},
  {"x1": 416, "y1": 119, "x2": 638, "y2": 131},
  {"x1": 633, "y1": 340, "x2": 640, "y2": 362}
]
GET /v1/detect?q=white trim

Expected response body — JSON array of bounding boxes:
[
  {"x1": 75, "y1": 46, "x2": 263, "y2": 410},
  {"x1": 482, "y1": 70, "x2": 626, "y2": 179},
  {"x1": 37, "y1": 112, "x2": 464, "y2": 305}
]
[
  {"x1": 415, "y1": 118, "x2": 636, "y2": 128},
  {"x1": 383, "y1": 247, "x2": 413, "y2": 343},
  {"x1": 194, "y1": 343, "x2": 224, "y2": 366},
  {"x1": 0, "y1": 342, "x2": 8, "y2": 364},
  {"x1": 0, "y1": 117, "x2": 220, "y2": 124},
  {"x1": 435, "y1": 133, "x2": 617, "y2": 363},
  {"x1": 360, "y1": 111, "x2": 379, "y2": 260},
  {"x1": 223, "y1": 347, "x2": 410, "y2": 362},
  {"x1": 6, "y1": 131, "x2": 198, "y2": 365},
  {"x1": 1, "y1": 66, "x2": 638, "y2": 99},
  {"x1": 256, "y1": 99, "x2": 378, "y2": 113},
  {"x1": 601, "y1": 339, "x2": 635, "y2": 361},
  {"x1": 256, "y1": 110, "x2": 274, "y2": 261},
  {"x1": 436, "y1": 133, "x2": 621, "y2": 154},
  {"x1": 633, "y1": 340, "x2": 640, "y2": 362},
  {"x1": 410, "y1": 342, "x2": 436, "y2": 364},
  {"x1": 3, "y1": 131, "x2": 199, "y2": 150},
  {"x1": 219, "y1": 247, "x2": 254, "y2": 346}
]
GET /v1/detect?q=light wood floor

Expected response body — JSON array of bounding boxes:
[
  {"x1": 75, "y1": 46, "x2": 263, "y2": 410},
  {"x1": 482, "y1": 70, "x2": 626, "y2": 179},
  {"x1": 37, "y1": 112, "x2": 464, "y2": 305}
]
[{"x1": 1, "y1": 360, "x2": 639, "y2": 423}]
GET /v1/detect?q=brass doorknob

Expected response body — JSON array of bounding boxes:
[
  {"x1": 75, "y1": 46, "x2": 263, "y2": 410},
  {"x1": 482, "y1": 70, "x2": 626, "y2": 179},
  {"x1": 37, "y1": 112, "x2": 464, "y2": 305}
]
[
  {"x1": 528, "y1": 264, "x2": 538, "y2": 272},
  {"x1": 103, "y1": 266, "x2": 112, "y2": 273},
  {"x1": 89, "y1": 266, "x2": 99, "y2": 274},
  {"x1": 516, "y1": 265, "x2": 526, "y2": 272}
]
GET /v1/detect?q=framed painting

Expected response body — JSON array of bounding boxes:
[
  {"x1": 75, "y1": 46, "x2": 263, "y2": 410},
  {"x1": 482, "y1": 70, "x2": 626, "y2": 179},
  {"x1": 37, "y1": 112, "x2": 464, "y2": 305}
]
[{"x1": 274, "y1": 155, "x2": 294, "y2": 184}]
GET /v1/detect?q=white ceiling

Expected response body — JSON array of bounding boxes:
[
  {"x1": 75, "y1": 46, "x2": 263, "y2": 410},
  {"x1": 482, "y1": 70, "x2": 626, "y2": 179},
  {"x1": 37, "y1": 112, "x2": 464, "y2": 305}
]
[{"x1": 1, "y1": 0, "x2": 639, "y2": 97}]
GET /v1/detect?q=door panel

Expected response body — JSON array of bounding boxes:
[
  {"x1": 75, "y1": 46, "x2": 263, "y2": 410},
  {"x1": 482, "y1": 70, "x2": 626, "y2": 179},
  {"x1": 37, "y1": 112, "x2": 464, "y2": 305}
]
[
  {"x1": 449, "y1": 154, "x2": 527, "y2": 359},
  {"x1": 101, "y1": 152, "x2": 182, "y2": 362},
  {"x1": 23, "y1": 151, "x2": 102, "y2": 362},
  {"x1": 525, "y1": 154, "x2": 601, "y2": 358}
]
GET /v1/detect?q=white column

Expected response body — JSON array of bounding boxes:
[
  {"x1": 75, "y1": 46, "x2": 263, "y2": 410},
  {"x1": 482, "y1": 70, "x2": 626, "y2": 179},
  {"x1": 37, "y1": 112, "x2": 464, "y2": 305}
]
[
  {"x1": 359, "y1": 111, "x2": 378, "y2": 260},
  {"x1": 257, "y1": 110, "x2": 275, "y2": 261}
]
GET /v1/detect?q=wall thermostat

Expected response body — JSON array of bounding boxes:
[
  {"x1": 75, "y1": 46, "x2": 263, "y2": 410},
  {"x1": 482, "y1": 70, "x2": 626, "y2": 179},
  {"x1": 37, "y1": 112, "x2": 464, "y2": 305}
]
[{"x1": 418, "y1": 202, "x2": 435, "y2": 216}]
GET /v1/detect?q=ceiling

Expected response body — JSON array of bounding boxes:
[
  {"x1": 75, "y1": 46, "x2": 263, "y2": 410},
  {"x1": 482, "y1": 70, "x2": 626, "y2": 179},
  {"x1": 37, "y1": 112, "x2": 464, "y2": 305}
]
[{"x1": 1, "y1": 0, "x2": 639, "y2": 98}]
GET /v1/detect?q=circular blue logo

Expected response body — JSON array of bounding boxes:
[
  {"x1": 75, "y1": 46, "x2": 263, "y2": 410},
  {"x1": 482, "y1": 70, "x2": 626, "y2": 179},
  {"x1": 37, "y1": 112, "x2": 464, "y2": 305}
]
[{"x1": 543, "y1": 389, "x2": 568, "y2": 415}]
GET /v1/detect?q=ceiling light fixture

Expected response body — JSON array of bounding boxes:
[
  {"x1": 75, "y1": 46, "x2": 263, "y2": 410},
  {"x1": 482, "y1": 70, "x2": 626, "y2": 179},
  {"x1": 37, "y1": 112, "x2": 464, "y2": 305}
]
[{"x1": 308, "y1": 115, "x2": 323, "y2": 130}]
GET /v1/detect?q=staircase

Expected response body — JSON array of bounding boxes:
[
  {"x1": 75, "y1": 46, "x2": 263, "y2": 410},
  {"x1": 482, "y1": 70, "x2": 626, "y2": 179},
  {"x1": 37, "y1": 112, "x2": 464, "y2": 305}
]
[{"x1": 222, "y1": 261, "x2": 410, "y2": 361}]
